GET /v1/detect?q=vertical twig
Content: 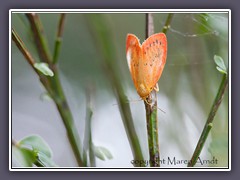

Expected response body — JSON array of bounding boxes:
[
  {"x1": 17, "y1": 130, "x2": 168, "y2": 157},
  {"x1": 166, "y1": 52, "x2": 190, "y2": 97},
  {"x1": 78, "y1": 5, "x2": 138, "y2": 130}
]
[
  {"x1": 85, "y1": 14, "x2": 145, "y2": 167},
  {"x1": 145, "y1": 13, "x2": 160, "y2": 167},
  {"x1": 146, "y1": 13, "x2": 154, "y2": 37},
  {"x1": 162, "y1": 14, "x2": 174, "y2": 34},
  {"x1": 144, "y1": 13, "x2": 174, "y2": 167},
  {"x1": 53, "y1": 13, "x2": 66, "y2": 64},
  {"x1": 188, "y1": 74, "x2": 228, "y2": 167},
  {"x1": 25, "y1": 13, "x2": 52, "y2": 63},
  {"x1": 83, "y1": 84, "x2": 96, "y2": 167}
]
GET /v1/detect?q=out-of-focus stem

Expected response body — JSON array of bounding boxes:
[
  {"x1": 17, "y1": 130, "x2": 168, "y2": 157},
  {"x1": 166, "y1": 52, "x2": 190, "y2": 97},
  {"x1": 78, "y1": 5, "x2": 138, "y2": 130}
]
[
  {"x1": 53, "y1": 14, "x2": 66, "y2": 64},
  {"x1": 25, "y1": 13, "x2": 52, "y2": 63},
  {"x1": 85, "y1": 14, "x2": 145, "y2": 166},
  {"x1": 17, "y1": 14, "x2": 86, "y2": 166},
  {"x1": 188, "y1": 74, "x2": 228, "y2": 167}
]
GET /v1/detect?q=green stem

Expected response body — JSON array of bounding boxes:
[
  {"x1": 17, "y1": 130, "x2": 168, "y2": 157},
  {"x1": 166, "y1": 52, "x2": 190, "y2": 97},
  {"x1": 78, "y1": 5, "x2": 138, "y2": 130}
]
[
  {"x1": 12, "y1": 29, "x2": 53, "y2": 95},
  {"x1": 144, "y1": 92, "x2": 160, "y2": 167},
  {"x1": 88, "y1": 111, "x2": 95, "y2": 167},
  {"x1": 34, "y1": 161, "x2": 45, "y2": 167},
  {"x1": 162, "y1": 14, "x2": 174, "y2": 34},
  {"x1": 19, "y1": 14, "x2": 85, "y2": 167},
  {"x1": 85, "y1": 14, "x2": 145, "y2": 167},
  {"x1": 116, "y1": 84, "x2": 145, "y2": 166},
  {"x1": 145, "y1": 13, "x2": 160, "y2": 167},
  {"x1": 50, "y1": 67, "x2": 85, "y2": 167},
  {"x1": 12, "y1": 29, "x2": 35, "y2": 67},
  {"x1": 25, "y1": 13, "x2": 52, "y2": 63},
  {"x1": 188, "y1": 73, "x2": 228, "y2": 167},
  {"x1": 53, "y1": 14, "x2": 66, "y2": 64},
  {"x1": 83, "y1": 85, "x2": 96, "y2": 167}
]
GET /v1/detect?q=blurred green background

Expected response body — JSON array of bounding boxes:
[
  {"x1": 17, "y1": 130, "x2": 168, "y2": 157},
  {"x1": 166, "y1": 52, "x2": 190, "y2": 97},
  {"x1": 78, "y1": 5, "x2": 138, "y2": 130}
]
[{"x1": 12, "y1": 12, "x2": 229, "y2": 167}]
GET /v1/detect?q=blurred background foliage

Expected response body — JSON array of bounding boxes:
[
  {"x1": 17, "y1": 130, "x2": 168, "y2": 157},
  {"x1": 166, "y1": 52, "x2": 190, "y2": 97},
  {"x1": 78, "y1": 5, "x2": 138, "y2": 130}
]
[{"x1": 12, "y1": 12, "x2": 229, "y2": 167}]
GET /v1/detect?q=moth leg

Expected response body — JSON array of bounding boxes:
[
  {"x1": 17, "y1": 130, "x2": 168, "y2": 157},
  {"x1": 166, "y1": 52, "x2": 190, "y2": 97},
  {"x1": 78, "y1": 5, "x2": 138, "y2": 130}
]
[
  {"x1": 144, "y1": 97, "x2": 152, "y2": 106},
  {"x1": 154, "y1": 83, "x2": 159, "y2": 92},
  {"x1": 143, "y1": 93, "x2": 153, "y2": 105}
]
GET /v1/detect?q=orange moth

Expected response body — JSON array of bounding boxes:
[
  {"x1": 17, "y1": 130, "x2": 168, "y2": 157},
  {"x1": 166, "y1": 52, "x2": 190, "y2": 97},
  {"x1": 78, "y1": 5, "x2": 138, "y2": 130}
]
[{"x1": 126, "y1": 33, "x2": 167, "y2": 101}]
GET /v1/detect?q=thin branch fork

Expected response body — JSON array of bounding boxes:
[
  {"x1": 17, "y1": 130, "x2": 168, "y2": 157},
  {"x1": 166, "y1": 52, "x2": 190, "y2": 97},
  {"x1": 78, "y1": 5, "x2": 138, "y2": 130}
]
[{"x1": 25, "y1": 13, "x2": 52, "y2": 64}]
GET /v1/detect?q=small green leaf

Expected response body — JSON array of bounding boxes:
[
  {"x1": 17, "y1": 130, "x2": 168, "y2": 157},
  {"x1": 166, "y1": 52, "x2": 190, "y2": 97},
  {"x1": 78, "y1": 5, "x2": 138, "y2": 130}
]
[
  {"x1": 97, "y1": 146, "x2": 113, "y2": 160},
  {"x1": 94, "y1": 145, "x2": 113, "y2": 161},
  {"x1": 18, "y1": 135, "x2": 52, "y2": 158},
  {"x1": 214, "y1": 55, "x2": 227, "y2": 74},
  {"x1": 216, "y1": 67, "x2": 227, "y2": 74},
  {"x1": 36, "y1": 152, "x2": 57, "y2": 167},
  {"x1": 34, "y1": 63, "x2": 54, "y2": 77},
  {"x1": 12, "y1": 146, "x2": 36, "y2": 167},
  {"x1": 94, "y1": 146, "x2": 105, "y2": 161}
]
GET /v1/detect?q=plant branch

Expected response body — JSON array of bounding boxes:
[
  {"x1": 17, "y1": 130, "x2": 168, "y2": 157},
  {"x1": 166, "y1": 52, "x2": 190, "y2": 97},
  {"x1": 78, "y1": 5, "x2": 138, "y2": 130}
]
[
  {"x1": 85, "y1": 14, "x2": 145, "y2": 167},
  {"x1": 144, "y1": 13, "x2": 160, "y2": 167},
  {"x1": 53, "y1": 14, "x2": 66, "y2": 64},
  {"x1": 83, "y1": 85, "x2": 96, "y2": 167},
  {"x1": 188, "y1": 73, "x2": 228, "y2": 167},
  {"x1": 162, "y1": 14, "x2": 174, "y2": 34},
  {"x1": 17, "y1": 15, "x2": 85, "y2": 167},
  {"x1": 25, "y1": 13, "x2": 52, "y2": 63},
  {"x1": 146, "y1": 13, "x2": 154, "y2": 37},
  {"x1": 12, "y1": 28, "x2": 35, "y2": 66},
  {"x1": 12, "y1": 28, "x2": 52, "y2": 93},
  {"x1": 51, "y1": 71, "x2": 85, "y2": 167}
]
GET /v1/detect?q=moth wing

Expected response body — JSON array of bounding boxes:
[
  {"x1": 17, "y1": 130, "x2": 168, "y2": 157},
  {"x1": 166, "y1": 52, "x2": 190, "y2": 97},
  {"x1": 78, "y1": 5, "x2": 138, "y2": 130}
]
[
  {"x1": 141, "y1": 33, "x2": 167, "y2": 90},
  {"x1": 126, "y1": 34, "x2": 142, "y2": 90}
]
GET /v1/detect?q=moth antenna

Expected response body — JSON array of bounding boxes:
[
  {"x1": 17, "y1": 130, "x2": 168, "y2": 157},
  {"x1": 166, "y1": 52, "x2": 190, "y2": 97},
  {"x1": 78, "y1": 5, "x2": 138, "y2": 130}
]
[
  {"x1": 157, "y1": 107, "x2": 166, "y2": 114},
  {"x1": 144, "y1": 99, "x2": 166, "y2": 114}
]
